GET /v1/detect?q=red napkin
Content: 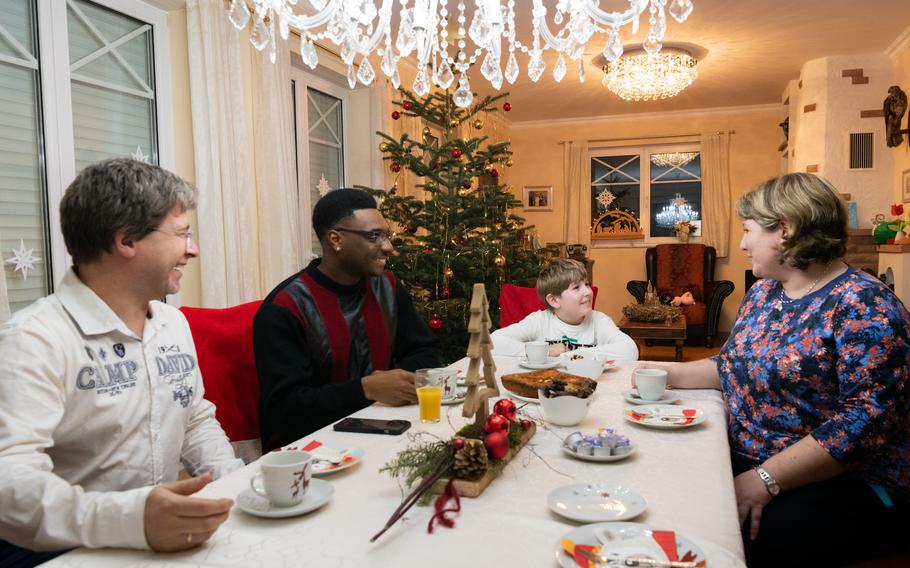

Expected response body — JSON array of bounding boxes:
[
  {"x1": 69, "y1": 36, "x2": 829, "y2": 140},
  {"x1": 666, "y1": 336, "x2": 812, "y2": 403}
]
[
  {"x1": 651, "y1": 530, "x2": 678, "y2": 561},
  {"x1": 302, "y1": 440, "x2": 322, "y2": 451}
]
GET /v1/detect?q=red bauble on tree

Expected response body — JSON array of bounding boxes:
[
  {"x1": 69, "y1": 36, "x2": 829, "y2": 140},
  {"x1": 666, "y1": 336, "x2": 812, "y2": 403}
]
[
  {"x1": 402, "y1": 100, "x2": 413, "y2": 111},
  {"x1": 490, "y1": 168, "x2": 499, "y2": 177},
  {"x1": 451, "y1": 148, "x2": 462, "y2": 158},
  {"x1": 484, "y1": 413, "x2": 510, "y2": 434},
  {"x1": 483, "y1": 432, "x2": 509, "y2": 459},
  {"x1": 502, "y1": 101, "x2": 512, "y2": 112},
  {"x1": 493, "y1": 398, "x2": 517, "y2": 421},
  {"x1": 390, "y1": 162, "x2": 401, "y2": 173},
  {"x1": 391, "y1": 111, "x2": 401, "y2": 120},
  {"x1": 441, "y1": 288, "x2": 451, "y2": 299},
  {"x1": 428, "y1": 316, "x2": 443, "y2": 330}
]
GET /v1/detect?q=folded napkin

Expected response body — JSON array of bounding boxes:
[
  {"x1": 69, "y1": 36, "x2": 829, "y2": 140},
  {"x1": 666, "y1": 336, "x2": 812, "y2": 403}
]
[{"x1": 651, "y1": 530, "x2": 678, "y2": 561}]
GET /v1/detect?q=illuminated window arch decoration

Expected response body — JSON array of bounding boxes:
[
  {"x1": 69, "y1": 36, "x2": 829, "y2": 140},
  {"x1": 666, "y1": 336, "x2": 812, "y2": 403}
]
[{"x1": 592, "y1": 208, "x2": 643, "y2": 240}]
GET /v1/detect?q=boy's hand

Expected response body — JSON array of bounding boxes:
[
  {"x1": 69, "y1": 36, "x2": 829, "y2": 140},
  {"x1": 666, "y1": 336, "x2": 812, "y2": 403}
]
[{"x1": 548, "y1": 343, "x2": 568, "y2": 357}]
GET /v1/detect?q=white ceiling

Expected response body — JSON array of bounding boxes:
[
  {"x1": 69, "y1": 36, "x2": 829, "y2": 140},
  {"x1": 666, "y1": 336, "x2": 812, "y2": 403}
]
[{"x1": 476, "y1": 0, "x2": 910, "y2": 122}]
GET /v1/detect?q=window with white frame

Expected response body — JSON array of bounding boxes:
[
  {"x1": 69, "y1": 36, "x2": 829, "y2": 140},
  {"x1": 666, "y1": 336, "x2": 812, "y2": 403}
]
[
  {"x1": 0, "y1": 0, "x2": 169, "y2": 313},
  {"x1": 589, "y1": 144, "x2": 702, "y2": 243},
  {"x1": 291, "y1": 65, "x2": 348, "y2": 257}
]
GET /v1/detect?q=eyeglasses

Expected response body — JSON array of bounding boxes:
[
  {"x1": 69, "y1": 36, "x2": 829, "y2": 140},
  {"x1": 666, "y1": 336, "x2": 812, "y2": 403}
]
[
  {"x1": 332, "y1": 227, "x2": 393, "y2": 244},
  {"x1": 152, "y1": 227, "x2": 194, "y2": 247}
]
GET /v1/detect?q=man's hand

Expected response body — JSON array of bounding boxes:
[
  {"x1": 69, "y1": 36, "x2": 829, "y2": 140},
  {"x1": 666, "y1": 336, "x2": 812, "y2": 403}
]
[
  {"x1": 362, "y1": 369, "x2": 417, "y2": 405},
  {"x1": 144, "y1": 474, "x2": 234, "y2": 552},
  {"x1": 734, "y1": 468, "x2": 773, "y2": 540}
]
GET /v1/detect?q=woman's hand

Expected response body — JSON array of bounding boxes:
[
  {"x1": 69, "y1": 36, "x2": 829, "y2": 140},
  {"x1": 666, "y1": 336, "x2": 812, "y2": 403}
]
[
  {"x1": 630, "y1": 362, "x2": 672, "y2": 387},
  {"x1": 734, "y1": 469, "x2": 773, "y2": 540}
]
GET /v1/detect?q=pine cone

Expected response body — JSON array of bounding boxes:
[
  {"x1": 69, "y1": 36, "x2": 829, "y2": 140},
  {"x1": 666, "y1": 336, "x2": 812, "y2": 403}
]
[{"x1": 452, "y1": 438, "x2": 488, "y2": 480}]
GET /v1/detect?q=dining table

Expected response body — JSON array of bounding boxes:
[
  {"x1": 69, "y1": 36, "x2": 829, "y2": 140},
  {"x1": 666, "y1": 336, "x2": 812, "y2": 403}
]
[{"x1": 46, "y1": 356, "x2": 746, "y2": 567}]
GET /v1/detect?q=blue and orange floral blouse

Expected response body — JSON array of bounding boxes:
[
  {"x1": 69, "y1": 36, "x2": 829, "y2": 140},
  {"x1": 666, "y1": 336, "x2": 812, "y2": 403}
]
[{"x1": 717, "y1": 267, "x2": 910, "y2": 501}]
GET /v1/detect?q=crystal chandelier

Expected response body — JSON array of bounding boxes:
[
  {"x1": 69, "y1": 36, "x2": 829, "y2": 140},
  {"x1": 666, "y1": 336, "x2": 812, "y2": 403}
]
[
  {"x1": 651, "y1": 151, "x2": 697, "y2": 168},
  {"x1": 225, "y1": 0, "x2": 695, "y2": 107},
  {"x1": 655, "y1": 192, "x2": 699, "y2": 227},
  {"x1": 601, "y1": 47, "x2": 697, "y2": 101}
]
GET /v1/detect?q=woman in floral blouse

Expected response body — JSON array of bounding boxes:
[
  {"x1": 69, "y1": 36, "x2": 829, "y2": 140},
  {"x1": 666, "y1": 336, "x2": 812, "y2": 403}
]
[{"x1": 655, "y1": 173, "x2": 909, "y2": 566}]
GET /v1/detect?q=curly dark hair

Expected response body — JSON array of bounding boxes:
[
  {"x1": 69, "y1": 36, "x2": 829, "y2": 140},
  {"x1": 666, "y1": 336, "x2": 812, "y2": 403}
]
[
  {"x1": 312, "y1": 187, "x2": 378, "y2": 241},
  {"x1": 735, "y1": 173, "x2": 847, "y2": 270}
]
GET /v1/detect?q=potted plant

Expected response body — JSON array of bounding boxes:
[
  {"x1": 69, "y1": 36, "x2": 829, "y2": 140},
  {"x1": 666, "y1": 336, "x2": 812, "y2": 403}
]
[
  {"x1": 873, "y1": 204, "x2": 909, "y2": 245},
  {"x1": 674, "y1": 220, "x2": 696, "y2": 243}
]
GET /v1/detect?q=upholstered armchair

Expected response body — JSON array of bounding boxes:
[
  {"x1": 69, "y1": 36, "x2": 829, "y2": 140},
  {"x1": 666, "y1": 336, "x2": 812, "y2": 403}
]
[{"x1": 626, "y1": 244, "x2": 734, "y2": 348}]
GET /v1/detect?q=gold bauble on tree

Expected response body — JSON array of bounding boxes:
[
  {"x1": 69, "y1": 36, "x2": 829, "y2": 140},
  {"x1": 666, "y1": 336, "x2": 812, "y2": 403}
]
[
  {"x1": 493, "y1": 254, "x2": 507, "y2": 267},
  {"x1": 449, "y1": 118, "x2": 459, "y2": 128},
  {"x1": 472, "y1": 119, "x2": 484, "y2": 130},
  {"x1": 505, "y1": 158, "x2": 513, "y2": 167},
  {"x1": 443, "y1": 267, "x2": 454, "y2": 278},
  {"x1": 483, "y1": 163, "x2": 493, "y2": 173},
  {"x1": 378, "y1": 141, "x2": 390, "y2": 152}
]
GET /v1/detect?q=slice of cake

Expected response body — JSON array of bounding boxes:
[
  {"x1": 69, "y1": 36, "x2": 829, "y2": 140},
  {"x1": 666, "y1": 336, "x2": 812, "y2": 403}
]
[{"x1": 500, "y1": 369, "x2": 597, "y2": 399}]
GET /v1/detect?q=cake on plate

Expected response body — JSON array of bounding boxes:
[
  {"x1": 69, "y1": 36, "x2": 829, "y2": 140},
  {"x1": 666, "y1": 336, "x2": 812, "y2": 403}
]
[{"x1": 500, "y1": 368, "x2": 597, "y2": 399}]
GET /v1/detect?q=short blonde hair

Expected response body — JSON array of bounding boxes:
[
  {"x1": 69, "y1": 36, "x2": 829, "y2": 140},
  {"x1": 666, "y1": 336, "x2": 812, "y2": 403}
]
[
  {"x1": 735, "y1": 173, "x2": 847, "y2": 270},
  {"x1": 536, "y1": 258, "x2": 588, "y2": 304}
]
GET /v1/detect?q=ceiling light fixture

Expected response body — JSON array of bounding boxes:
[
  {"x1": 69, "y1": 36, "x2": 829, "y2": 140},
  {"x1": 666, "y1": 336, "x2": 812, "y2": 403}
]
[
  {"x1": 601, "y1": 47, "x2": 697, "y2": 101},
  {"x1": 225, "y1": 0, "x2": 695, "y2": 108},
  {"x1": 651, "y1": 151, "x2": 698, "y2": 168}
]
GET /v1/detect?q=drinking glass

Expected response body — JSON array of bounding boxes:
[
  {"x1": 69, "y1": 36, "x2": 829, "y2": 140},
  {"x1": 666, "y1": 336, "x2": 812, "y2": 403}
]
[{"x1": 415, "y1": 369, "x2": 443, "y2": 423}]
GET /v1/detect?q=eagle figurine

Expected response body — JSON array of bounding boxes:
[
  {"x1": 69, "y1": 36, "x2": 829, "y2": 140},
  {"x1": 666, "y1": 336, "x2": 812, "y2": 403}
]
[{"x1": 884, "y1": 85, "x2": 907, "y2": 147}]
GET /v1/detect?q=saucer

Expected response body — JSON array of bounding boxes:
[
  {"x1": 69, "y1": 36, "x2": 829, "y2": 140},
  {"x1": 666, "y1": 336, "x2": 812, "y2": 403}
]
[
  {"x1": 622, "y1": 389, "x2": 681, "y2": 406},
  {"x1": 311, "y1": 446, "x2": 364, "y2": 476},
  {"x1": 555, "y1": 522, "x2": 707, "y2": 568},
  {"x1": 623, "y1": 405, "x2": 706, "y2": 429},
  {"x1": 518, "y1": 358, "x2": 562, "y2": 370},
  {"x1": 236, "y1": 479, "x2": 334, "y2": 518},
  {"x1": 548, "y1": 483, "x2": 647, "y2": 523},
  {"x1": 441, "y1": 389, "x2": 467, "y2": 405}
]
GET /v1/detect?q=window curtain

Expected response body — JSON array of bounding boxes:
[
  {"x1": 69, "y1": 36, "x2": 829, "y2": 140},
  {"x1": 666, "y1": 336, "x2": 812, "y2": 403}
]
[
  {"x1": 186, "y1": 0, "x2": 301, "y2": 307},
  {"x1": 700, "y1": 131, "x2": 732, "y2": 258},
  {"x1": 562, "y1": 140, "x2": 590, "y2": 244}
]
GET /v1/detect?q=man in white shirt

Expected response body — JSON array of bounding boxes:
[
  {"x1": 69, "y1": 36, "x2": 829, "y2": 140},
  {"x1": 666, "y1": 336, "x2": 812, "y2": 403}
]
[{"x1": 0, "y1": 159, "x2": 243, "y2": 566}]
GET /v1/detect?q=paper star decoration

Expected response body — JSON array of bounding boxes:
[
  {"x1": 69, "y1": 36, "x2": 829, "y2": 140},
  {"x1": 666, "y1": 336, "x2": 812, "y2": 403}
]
[
  {"x1": 131, "y1": 145, "x2": 150, "y2": 163},
  {"x1": 317, "y1": 173, "x2": 332, "y2": 197},
  {"x1": 6, "y1": 239, "x2": 41, "y2": 281},
  {"x1": 596, "y1": 189, "x2": 616, "y2": 210}
]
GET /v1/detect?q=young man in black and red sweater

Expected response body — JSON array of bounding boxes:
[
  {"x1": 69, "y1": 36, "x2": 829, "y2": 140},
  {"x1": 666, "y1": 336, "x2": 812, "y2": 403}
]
[{"x1": 253, "y1": 188, "x2": 441, "y2": 451}]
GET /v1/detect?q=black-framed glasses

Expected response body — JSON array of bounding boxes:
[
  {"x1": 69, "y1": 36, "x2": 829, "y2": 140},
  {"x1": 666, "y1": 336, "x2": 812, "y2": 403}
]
[{"x1": 332, "y1": 227, "x2": 393, "y2": 244}]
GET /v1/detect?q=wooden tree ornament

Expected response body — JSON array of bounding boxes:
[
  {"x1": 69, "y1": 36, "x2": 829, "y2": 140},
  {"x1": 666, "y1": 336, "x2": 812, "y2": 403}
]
[{"x1": 461, "y1": 283, "x2": 499, "y2": 428}]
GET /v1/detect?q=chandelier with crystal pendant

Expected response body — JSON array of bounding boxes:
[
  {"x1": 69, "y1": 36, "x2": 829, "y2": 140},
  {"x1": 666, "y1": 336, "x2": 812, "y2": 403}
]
[{"x1": 225, "y1": 0, "x2": 695, "y2": 108}]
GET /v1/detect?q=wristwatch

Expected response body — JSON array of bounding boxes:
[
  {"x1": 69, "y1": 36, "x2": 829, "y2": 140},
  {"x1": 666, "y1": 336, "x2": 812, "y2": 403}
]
[{"x1": 754, "y1": 465, "x2": 781, "y2": 497}]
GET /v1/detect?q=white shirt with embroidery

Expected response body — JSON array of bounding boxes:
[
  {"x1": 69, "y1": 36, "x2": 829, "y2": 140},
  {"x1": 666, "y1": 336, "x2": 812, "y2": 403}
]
[
  {"x1": 0, "y1": 269, "x2": 242, "y2": 551},
  {"x1": 490, "y1": 309, "x2": 639, "y2": 361}
]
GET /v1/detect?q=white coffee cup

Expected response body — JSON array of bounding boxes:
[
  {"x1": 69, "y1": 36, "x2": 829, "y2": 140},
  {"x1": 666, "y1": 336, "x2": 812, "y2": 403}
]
[
  {"x1": 634, "y1": 368, "x2": 668, "y2": 401},
  {"x1": 566, "y1": 355, "x2": 604, "y2": 379},
  {"x1": 525, "y1": 341, "x2": 549, "y2": 365},
  {"x1": 250, "y1": 449, "x2": 313, "y2": 507}
]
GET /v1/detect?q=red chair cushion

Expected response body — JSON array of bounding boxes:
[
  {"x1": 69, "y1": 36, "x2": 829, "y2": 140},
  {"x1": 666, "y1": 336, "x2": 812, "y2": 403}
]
[
  {"x1": 180, "y1": 301, "x2": 262, "y2": 442},
  {"x1": 654, "y1": 244, "x2": 706, "y2": 302},
  {"x1": 499, "y1": 284, "x2": 598, "y2": 327}
]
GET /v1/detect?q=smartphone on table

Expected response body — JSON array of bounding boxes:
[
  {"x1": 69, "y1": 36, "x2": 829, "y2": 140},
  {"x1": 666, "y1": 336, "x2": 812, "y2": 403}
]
[{"x1": 333, "y1": 417, "x2": 411, "y2": 435}]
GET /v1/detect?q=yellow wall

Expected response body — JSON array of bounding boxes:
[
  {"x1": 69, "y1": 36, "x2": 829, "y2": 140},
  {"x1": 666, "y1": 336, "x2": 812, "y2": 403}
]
[
  {"x1": 894, "y1": 42, "x2": 910, "y2": 205},
  {"x1": 508, "y1": 107, "x2": 781, "y2": 333}
]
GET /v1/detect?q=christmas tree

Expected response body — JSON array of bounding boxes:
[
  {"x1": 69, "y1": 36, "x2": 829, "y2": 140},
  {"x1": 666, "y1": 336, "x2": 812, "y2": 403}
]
[{"x1": 370, "y1": 88, "x2": 555, "y2": 362}]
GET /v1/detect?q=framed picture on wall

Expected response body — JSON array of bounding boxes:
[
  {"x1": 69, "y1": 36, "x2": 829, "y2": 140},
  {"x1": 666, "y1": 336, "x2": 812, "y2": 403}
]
[
  {"x1": 523, "y1": 186, "x2": 552, "y2": 211},
  {"x1": 903, "y1": 168, "x2": 910, "y2": 202}
]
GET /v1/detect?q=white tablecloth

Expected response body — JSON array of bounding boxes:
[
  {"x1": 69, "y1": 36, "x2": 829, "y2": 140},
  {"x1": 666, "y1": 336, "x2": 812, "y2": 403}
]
[{"x1": 47, "y1": 357, "x2": 745, "y2": 567}]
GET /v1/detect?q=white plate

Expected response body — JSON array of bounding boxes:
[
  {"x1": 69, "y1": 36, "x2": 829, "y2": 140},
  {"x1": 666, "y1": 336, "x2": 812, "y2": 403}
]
[
  {"x1": 441, "y1": 389, "x2": 467, "y2": 405},
  {"x1": 548, "y1": 483, "x2": 647, "y2": 523},
  {"x1": 235, "y1": 479, "x2": 334, "y2": 518},
  {"x1": 555, "y1": 522, "x2": 707, "y2": 568},
  {"x1": 311, "y1": 446, "x2": 364, "y2": 476},
  {"x1": 504, "y1": 389, "x2": 540, "y2": 404},
  {"x1": 518, "y1": 358, "x2": 562, "y2": 370},
  {"x1": 622, "y1": 389, "x2": 681, "y2": 406},
  {"x1": 562, "y1": 442, "x2": 638, "y2": 463},
  {"x1": 623, "y1": 404, "x2": 706, "y2": 429}
]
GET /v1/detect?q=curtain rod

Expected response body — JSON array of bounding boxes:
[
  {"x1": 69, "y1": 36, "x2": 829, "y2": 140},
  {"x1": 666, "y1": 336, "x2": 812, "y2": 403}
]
[{"x1": 558, "y1": 130, "x2": 735, "y2": 145}]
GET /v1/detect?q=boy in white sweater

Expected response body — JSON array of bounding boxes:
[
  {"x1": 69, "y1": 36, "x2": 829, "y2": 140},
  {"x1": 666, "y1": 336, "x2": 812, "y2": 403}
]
[{"x1": 491, "y1": 258, "x2": 638, "y2": 361}]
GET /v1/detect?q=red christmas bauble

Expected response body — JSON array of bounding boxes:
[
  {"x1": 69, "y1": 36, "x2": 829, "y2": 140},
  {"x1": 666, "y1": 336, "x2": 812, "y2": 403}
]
[
  {"x1": 462, "y1": 182, "x2": 471, "y2": 189},
  {"x1": 493, "y1": 399, "x2": 517, "y2": 421},
  {"x1": 502, "y1": 101, "x2": 512, "y2": 112},
  {"x1": 428, "y1": 317, "x2": 443, "y2": 330},
  {"x1": 484, "y1": 432, "x2": 510, "y2": 459},
  {"x1": 392, "y1": 111, "x2": 401, "y2": 120},
  {"x1": 490, "y1": 168, "x2": 499, "y2": 177},
  {"x1": 441, "y1": 288, "x2": 451, "y2": 298},
  {"x1": 451, "y1": 148, "x2": 462, "y2": 158},
  {"x1": 484, "y1": 413, "x2": 510, "y2": 434},
  {"x1": 452, "y1": 437, "x2": 465, "y2": 451},
  {"x1": 520, "y1": 418, "x2": 533, "y2": 431},
  {"x1": 390, "y1": 162, "x2": 401, "y2": 172},
  {"x1": 421, "y1": 246, "x2": 431, "y2": 253},
  {"x1": 402, "y1": 100, "x2": 413, "y2": 111}
]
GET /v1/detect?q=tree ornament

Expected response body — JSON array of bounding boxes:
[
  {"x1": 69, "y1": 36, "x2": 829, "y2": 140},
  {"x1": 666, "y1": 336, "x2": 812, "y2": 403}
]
[
  {"x1": 428, "y1": 316, "x2": 443, "y2": 330},
  {"x1": 452, "y1": 437, "x2": 465, "y2": 451},
  {"x1": 502, "y1": 101, "x2": 512, "y2": 112},
  {"x1": 449, "y1": 118, "x2": 459, "y2": 128},
  {"x1": 458, "y1": 188, "x2": 471, "y2": 197},
  {"x1": 423, "y1": 126, "x2": 431, "y2": 136},
  {"x1": 443, "y1": 267, "x2": 454, "y2": 278},
  {"x1": 422, "y1": 246, "x2": 432, "y2": 253},
  {"x1": 378, "y1": 141, "x2": 390, "y2": 152},
  {"x1": 490, "y1": 168, "x2": 499, "y2": 177},
  {"x1": 462, "y1": 182, "x2": 472, "y2": 189},
  {"x1": 483, "y1": 163, "x2": 493, "y2": 173},
  {"x1": 453, "y1": 438, "x2": 488, "y2": 480},
  {"x1": 441, "y1": 288, "x2": 451, "y2": 298},
  {"x1": 402, "y1": 100, "x2": 413, "y2": 111},
  {"x1": 472, "y1": 119, "x2": 484, "y2": 130},
  {"x1": 483, "y1": 431, "x2": 510, "y2": 459},
  {"x1": 520, "y1": 418, "x2": 533, "y2": 431},
  {"x1": 391, "y1": 111, "x2": 401, "y2": 120},
  {"x1": 493, "y1": 398, "x2": 517, "y2": 421},
  {"x1": 484, "y1": 413, "x2": 510, "y2": 434},
  {"x1": 505, "y1": 158, "x2": 513, "y2": 167},
  {"x1": 405, "y1": 221, "x2": 418, "y2": 234},
  {"x1": 451, "y1": 148, "x2": 462, "y2": 158},
  {"x1": 390, "y1": 162, "x2": 402, "y2": 173},
  {"x1": 493, "y1": 254, "x2": 506, "y2": 267}
]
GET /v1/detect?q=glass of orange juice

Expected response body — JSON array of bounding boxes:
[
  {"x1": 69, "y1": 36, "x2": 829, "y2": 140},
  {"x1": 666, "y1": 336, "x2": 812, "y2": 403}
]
[{"x1": 415, "y1": 369, "x2": 444, "y2": 423}]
